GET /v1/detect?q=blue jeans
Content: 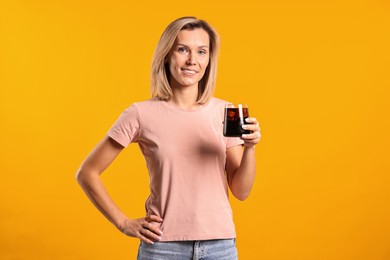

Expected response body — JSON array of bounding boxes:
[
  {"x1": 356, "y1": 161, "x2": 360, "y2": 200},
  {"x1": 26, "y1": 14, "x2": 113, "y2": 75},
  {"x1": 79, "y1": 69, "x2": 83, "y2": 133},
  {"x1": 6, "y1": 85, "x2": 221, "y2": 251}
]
[{"x1": 137, "y1": 239, "x2": 238, "y2": 260}]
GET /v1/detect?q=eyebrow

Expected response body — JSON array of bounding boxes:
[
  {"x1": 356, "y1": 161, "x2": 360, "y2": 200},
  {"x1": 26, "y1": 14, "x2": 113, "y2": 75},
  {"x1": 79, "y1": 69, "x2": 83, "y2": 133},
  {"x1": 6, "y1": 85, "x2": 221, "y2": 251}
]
[{"x1": 176, "y1": 43, "x2": 209, "y2": 49}]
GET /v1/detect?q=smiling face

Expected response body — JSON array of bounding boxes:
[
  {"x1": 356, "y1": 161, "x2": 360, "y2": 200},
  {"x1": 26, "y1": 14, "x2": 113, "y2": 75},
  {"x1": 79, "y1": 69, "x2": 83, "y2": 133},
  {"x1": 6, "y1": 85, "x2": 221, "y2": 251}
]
[{"x1": 166, "y1": 28, "x2": 210, "y2": 90}]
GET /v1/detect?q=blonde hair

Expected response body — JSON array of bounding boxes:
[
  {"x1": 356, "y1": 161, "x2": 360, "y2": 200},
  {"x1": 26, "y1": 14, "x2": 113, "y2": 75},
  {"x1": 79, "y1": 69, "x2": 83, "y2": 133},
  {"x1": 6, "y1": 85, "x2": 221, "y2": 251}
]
[{"x1": 150, "y1": 17, "x2": 220, "y2": 104}]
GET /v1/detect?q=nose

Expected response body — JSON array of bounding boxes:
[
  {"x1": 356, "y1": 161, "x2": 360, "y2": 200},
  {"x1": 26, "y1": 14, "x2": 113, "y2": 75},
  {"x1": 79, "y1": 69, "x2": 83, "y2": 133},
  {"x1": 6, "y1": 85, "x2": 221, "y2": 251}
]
[{"x1": 186, "y1": 52, "x2": 196, "y2": 65}]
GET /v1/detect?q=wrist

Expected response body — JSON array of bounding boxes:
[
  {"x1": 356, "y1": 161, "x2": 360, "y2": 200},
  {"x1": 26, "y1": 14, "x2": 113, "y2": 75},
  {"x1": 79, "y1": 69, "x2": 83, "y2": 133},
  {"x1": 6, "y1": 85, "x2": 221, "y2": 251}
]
[
  {"x1": 243, "y1": 143, "x2": 256, "y2": 149},
  {"x1": 114, "y1": 214, "x2": 130, "y2": 231}
]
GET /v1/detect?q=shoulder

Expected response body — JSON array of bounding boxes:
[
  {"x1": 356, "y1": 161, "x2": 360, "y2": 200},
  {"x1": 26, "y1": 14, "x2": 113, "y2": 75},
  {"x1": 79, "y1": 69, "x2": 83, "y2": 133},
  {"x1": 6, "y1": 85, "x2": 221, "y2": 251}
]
[
  {"x1": 208, "y1": 97, "x2": 231, "y2": 109},
  {"x1": 120, "y1": 98, "x2": 170, "y2": 123},
  {"x1": 131, "y1": 98, "x2": 166, "y2": 109},
  {"x1": 120, "y1": 98, "x2": 165, "y2": 114},
  {"x1": 204, "y1": 97, "x2": 230, "y2": 120},
  {"x1": 115, "y1": 99, "x2": 159, "y2": 118}
]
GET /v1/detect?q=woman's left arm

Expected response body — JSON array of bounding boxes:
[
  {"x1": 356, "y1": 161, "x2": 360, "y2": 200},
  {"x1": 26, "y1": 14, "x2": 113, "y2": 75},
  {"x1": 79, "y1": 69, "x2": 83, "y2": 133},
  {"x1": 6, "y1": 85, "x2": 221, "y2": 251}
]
[{"x1": 226, "y1": 117, "x2": 261, "y2": 201}]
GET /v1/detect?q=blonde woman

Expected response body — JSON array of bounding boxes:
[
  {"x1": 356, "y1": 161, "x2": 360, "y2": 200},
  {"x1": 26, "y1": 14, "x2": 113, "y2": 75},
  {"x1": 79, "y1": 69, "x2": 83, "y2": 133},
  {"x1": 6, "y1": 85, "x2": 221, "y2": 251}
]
[{"x1": 76, "y1": 16, "x2": 261, "y2": 259}]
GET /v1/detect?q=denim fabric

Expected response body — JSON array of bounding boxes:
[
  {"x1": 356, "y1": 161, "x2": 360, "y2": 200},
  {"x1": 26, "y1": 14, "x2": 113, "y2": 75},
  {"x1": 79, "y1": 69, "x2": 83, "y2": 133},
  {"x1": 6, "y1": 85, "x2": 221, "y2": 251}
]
[{"x1": 137, "y1": 238, "x2": 238, "y2": 260}]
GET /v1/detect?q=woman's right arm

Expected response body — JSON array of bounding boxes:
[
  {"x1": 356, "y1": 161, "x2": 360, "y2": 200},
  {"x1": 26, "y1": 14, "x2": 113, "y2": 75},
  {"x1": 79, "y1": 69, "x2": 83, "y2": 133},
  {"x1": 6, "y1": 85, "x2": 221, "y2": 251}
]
[{"x1": 75, "y1": 136, "x2": 163, "y2": 244}]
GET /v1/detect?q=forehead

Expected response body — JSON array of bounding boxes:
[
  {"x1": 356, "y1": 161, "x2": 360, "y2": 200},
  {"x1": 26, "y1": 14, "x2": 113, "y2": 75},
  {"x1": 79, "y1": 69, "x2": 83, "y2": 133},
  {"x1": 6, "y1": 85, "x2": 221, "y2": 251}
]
[{"x1": 175, "y1": 28, "x2": 210, "y2": 47}]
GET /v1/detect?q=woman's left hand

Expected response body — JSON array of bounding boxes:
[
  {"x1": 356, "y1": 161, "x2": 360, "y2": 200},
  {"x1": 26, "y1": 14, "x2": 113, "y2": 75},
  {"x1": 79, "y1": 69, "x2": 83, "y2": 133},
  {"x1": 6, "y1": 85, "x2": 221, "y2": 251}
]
[{"x1": 241, "y1": 117, "x2": 261, "y2": 148}]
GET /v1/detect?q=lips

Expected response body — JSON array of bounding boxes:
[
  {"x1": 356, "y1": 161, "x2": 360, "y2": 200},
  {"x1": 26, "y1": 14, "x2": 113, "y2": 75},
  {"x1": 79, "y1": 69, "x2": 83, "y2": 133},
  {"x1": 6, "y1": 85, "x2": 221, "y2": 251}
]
[{"x1": 181, "y1": 68, "x2": 198, "y2": 75}]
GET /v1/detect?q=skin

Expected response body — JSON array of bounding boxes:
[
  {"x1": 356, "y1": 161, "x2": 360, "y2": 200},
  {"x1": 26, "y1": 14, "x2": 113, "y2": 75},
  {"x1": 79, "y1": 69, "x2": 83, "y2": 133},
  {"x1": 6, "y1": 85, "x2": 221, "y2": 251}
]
[
  {"x1": 166, "y1": 28, "x2": 210, "y2": 110},
  {"x1": 75, "y1": 28, "x2": 261, "y2": 245}
]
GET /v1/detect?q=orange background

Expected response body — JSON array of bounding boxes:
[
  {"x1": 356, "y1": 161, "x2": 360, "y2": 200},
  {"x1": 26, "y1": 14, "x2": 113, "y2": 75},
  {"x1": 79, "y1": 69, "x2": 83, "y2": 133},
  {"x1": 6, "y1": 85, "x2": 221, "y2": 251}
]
[{"x1": 1, "y1": 1, "x2": 389, "y2": 259}]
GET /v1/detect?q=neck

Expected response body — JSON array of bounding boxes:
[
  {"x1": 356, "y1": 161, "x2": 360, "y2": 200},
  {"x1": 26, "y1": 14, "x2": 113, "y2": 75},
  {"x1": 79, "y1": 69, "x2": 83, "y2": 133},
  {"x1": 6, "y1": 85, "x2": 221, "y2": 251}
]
[{"x1": 170, "y1": 86, "x2": 200, "y2": 110}]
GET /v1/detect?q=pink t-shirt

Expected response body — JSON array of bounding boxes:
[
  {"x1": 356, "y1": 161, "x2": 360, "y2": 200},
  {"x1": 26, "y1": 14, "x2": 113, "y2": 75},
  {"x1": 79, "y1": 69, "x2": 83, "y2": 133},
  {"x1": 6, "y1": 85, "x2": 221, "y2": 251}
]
[{"x1": 107, "y1": 97, "x2": 244, "y2": 241}]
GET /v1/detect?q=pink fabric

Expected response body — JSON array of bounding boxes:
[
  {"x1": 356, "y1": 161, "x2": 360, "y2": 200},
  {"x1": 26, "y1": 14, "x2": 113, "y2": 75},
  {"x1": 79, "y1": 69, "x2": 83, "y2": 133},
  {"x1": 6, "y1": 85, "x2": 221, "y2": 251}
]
[{"x1": 107, "y1": 97, "x2": 244, "y2": 241}]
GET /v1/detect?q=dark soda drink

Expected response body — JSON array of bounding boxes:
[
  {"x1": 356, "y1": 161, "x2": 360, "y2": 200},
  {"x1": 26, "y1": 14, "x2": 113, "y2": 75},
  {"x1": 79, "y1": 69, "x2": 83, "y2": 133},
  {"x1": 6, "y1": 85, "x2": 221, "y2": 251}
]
[{"x1": 223, "y1": 104, "x2": 250, "y2": 137}]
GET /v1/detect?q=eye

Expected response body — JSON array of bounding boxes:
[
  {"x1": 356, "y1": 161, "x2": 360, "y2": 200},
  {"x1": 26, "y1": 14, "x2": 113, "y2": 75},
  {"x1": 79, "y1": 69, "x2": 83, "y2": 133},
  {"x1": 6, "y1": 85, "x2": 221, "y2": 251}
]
[
  {"x1": 177, "y1": 47, "x2": 189, "y2": 53},
  {"x1": 198, "y1": 49, "x2": 207, "y2": 55}
]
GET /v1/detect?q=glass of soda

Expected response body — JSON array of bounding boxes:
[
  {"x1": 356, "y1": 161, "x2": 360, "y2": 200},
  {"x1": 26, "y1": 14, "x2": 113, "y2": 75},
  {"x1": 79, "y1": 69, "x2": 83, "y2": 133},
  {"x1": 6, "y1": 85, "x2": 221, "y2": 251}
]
[{"x1": 223, "y1": 103, "x2": 251, "y2": 137}]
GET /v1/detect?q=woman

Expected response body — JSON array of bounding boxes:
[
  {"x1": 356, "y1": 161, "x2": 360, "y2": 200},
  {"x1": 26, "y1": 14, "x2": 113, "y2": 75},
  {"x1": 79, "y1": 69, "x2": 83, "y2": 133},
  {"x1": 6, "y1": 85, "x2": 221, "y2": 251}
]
[{"x1": 76, "y1": 16, "x2": 261, "y2": 259}]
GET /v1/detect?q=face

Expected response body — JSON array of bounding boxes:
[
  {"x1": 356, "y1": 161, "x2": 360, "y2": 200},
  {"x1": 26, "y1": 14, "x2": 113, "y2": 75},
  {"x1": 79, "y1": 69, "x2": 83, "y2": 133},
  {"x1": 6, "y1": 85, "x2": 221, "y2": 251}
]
[{"x1": 166, "y1": 28, "x2": 210, "y2": 90}]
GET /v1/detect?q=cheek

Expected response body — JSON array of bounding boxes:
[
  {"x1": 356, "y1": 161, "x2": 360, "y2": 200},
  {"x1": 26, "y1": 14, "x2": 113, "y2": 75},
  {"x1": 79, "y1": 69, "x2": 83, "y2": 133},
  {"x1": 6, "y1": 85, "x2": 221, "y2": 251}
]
[
  {"x1": 168, "y1": 57, "x2": 181, "y2": 72},
  {"x1": 168, "y1": 61, "x2": 178, "y2": 75},
  {"x1": 200, "y1": 61, "x2": 210, "y2": 75},
  {"x1": 201, "y1": 57, "x2": 210, "y2": 69}
]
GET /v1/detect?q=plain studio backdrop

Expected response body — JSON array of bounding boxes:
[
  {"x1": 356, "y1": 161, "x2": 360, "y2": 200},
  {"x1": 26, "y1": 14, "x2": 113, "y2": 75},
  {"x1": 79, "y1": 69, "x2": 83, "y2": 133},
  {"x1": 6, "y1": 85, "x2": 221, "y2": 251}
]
[{"x1": 0, "y1": 1, "x2": 389, "y2": 259}]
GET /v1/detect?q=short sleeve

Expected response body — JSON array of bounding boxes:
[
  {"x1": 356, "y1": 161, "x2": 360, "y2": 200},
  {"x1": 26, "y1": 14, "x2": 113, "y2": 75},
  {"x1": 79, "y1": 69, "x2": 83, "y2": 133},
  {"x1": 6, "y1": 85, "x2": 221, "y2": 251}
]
[
  {"x1": 107, "y1": 104, "x2": 140, "y2": 147},
  {"x1": 226, "y1": 137, "x2": 244, "y2": 148}
]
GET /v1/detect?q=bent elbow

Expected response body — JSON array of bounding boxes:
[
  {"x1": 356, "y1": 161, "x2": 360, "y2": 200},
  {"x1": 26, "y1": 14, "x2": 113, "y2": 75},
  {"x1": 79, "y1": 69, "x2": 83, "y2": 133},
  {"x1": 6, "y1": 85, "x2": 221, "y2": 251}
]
[
  {"x1": 75, "y1": 168, "x2": 87, "y2": 185},
  {"x1": 75, "y1": 169, "x2": 82, "y2": 184},
  {"x1": 233, "y1": 190, "x2": 251, "y2": 201},
  {"x1": 237, "y1": 194, "x2": 250, "y2": 201}
]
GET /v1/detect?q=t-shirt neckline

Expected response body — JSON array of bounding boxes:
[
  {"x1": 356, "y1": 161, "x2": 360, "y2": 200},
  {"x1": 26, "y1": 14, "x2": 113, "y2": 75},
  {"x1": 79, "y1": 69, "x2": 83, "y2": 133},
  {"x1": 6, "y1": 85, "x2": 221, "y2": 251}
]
[{"x1": 162, "y1": 98, "x2": 214, "y2": 113}]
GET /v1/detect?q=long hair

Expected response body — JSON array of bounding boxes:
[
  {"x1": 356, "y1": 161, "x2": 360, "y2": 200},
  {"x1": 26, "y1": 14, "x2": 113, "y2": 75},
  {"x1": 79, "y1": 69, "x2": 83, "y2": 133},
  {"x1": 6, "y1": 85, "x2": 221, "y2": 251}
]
[{"x1": 150, "y1": 16, "x2": 220, "y2": 104}]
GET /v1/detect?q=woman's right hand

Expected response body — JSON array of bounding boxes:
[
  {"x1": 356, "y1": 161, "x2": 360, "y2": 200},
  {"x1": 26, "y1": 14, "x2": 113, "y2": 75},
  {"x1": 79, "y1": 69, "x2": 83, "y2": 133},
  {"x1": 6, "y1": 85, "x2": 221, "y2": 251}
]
[
  {"x1": 76, "y1": 138, "x2": 163, "y2": 245},
  {"x1": 119, "y1": 215, "x2": 163, "y2": 244}
]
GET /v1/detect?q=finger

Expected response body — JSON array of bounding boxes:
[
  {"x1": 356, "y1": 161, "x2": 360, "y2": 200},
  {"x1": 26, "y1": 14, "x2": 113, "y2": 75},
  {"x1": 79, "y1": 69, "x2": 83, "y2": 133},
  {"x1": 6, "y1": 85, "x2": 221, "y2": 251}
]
[
  {"x1": 242, "y1": 124, "x2": 260, "y2": 132},
  {"x1": 146, "y1": 215, "x2": 163, "y2": 223},
  {"x1": 144, "y1": 215, "x2": 163, "y2": 236},
  {"x1": 140, "y1": 226, "x2": 162, "y2": 241},
  {"x1": 139, "y1": 233, "x2": 156, "y2": 245},
  {"x1": 143, "y1": 222, "x2": 163, "y2": 236},
  {"x1": 245, "y1": 117, "x2": 259, "y2": 124},
  {"x1": 241, "y1": 131, "x2": 261, "y2": 140}
]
